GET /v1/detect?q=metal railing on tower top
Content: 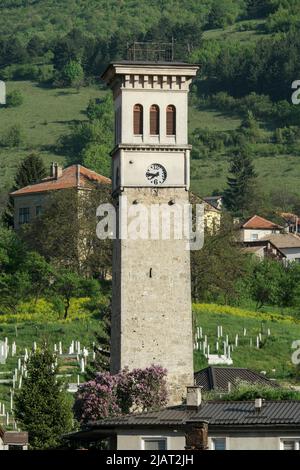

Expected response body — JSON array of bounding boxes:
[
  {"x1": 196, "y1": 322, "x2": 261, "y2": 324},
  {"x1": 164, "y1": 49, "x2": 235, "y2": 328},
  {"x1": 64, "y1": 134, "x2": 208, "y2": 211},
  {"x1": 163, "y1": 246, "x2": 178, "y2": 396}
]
[{"x1": 126, "y1": 41, "x2": 179, "y2": 62}]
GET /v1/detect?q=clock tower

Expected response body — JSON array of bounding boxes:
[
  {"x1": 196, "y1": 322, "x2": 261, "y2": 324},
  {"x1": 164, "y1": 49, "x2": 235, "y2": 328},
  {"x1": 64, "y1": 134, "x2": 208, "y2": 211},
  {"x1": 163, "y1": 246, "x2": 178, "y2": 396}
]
[{"x1": 102, "y1": 59, "x2": 198, "y2": 405}]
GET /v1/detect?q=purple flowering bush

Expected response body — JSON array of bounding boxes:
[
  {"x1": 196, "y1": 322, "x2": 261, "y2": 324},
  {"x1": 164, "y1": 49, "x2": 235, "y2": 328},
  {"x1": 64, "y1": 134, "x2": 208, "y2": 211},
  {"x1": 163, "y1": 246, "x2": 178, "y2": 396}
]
[{"x1": 74, "y1": 365, "x2": 168, "y2": 424}]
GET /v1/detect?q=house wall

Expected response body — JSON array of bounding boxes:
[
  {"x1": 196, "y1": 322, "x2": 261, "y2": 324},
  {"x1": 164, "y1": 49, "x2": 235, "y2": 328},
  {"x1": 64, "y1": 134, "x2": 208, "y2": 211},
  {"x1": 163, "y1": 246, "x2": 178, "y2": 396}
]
[
  {"x1": 115, "y1": 429, "x2": 300, "y2": 450},
  {"x1": 117, "y1": 429, "x2": 186, "y2": 450},
  {"x1": 241, "y1": 228, "x2": 280, "y2": 242},
  {"x1": 13, "y1": 193, "x2": 47, "y2": 230},
  {"x1": 281, "y1": 247, "x2": 300, "y2": 263},
  {"x1": 204, "y1": 210, "x2": 221, "y2": 235}
]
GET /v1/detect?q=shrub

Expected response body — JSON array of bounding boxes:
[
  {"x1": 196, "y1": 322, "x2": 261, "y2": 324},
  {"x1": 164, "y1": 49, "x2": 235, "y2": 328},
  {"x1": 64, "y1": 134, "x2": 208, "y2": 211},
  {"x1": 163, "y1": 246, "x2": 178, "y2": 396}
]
[
  {"x1": 6, "y1": 90, "x2": 24, "y2": 107},
  {"x1": 219, "y1": 381, "x2": 300, "y2": 401},
  {"x1": 74, "y1": 366, "x2": 168, "y2": 424},
  {"x1": 2, "y1": 123, "x2": 25, "y2": 147},
  {"x1": 193, "y1": 303, "x2": 298, "y2": 324},
  {"x1": 1, "y1": 64, "x2": 40, "y2": 81}
]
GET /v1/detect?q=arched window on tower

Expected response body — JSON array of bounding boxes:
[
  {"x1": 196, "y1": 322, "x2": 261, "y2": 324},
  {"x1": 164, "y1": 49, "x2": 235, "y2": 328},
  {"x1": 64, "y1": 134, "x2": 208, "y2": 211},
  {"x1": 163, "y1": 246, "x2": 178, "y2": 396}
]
[
  {"x1": 150, "y1": 105, "x2": 160, "y2": 135},
  {"x1": 133, "y1": 104, "x2": 143, "y2": 135},
  {"x1": 166, "y1": 105, "x2": 176, "y2": 136}
]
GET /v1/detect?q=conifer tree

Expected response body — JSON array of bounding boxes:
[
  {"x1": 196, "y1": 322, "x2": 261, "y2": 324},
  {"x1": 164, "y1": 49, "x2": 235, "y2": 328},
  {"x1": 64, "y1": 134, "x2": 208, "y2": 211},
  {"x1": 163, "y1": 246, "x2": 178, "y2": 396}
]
[
  {"x1": 2, "y1": 153, "x2": 47, "y2": 227},
  {"x1": 223, "y1": 145, "x2": 257, "y2": 217},
  {"x1": 87, "y1": 299, "x2": 111, "y2": 376},
  {"x1": 14, "y1": 348, "x2": 73, "y2": 449}
]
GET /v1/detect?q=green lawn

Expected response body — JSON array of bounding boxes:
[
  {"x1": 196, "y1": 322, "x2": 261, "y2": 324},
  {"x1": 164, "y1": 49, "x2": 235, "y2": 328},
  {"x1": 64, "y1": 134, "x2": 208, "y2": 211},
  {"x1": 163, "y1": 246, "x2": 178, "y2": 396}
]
[
  {"x1": 191, "y1": 154, "x2": 300, "y2": 197},
  {"x1": 202, "y1": 19, "x2": 269, "y2": 43}
]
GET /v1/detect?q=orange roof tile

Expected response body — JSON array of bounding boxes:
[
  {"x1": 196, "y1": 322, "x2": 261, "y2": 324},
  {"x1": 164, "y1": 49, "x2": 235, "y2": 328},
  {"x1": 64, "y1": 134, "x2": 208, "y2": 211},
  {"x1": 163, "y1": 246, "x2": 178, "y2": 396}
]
[
  {"x1": 242, "y1": 215, "x2": 283, "y2": 230},
  {"x1": 11, "y1": 165, "x2": 111, "y2": 196}
]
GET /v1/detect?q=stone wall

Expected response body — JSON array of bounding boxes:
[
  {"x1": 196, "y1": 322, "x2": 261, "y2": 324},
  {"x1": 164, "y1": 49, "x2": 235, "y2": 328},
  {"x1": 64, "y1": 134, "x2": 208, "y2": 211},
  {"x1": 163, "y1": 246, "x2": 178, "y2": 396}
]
[{"x1": 111, "y1": 187, "x2": 194, "y2": 405}]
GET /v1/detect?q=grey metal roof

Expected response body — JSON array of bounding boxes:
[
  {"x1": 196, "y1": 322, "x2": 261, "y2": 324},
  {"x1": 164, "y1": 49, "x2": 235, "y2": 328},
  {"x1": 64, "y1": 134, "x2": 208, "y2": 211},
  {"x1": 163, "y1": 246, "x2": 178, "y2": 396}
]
[
  {"x1": 85, "y1": 401, "x2": 300, "y2": 429},
  {"x1": 194, "y1": 367, "x2": 280, "y2": 392}
]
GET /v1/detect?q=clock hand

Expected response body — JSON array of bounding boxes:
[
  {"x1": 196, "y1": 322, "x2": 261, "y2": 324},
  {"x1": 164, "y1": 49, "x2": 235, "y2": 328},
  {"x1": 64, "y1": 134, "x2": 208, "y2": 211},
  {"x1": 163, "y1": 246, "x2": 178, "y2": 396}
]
[{"x1": 146, "y1": 172, "x2": 159, "y2": 179}]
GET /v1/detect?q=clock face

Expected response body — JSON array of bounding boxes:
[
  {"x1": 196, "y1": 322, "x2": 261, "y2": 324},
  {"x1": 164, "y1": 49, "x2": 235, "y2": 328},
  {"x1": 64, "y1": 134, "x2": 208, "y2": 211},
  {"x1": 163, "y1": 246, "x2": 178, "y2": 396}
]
[{"x1": 145, "y1": 163, "x2": 167, "y2": 185}]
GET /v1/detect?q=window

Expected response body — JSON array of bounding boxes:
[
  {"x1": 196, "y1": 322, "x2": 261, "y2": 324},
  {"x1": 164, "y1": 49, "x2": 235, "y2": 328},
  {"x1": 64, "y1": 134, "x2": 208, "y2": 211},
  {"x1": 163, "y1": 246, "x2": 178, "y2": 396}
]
[
  {"x1": 19, "y1": 207, "x2": 30, "y2": 225},
  {"x1": 211, "y1": 438, "x2": 226, "y2": 450},
  {"x1": 281, "y1": 440, "x2": 300, "y2": 450},
  {"x1": 166, "y1": 105, "x2": 176, "y2": 135},
  {"x1": 8, "y1": 445, "x2": 24, "y2": 451},
  {"x1": 133, "y1": 104, "x2": 143, "y2": 135},
  {"x1": 150, "y1": 105, "x2": 159, "y2": 135},
  {"x1": 142, "y1": 438, "x2": 167, "y2": 450},
  {"x1": 36, "y1": 206, "x2": 42, "y2": 216},
  {"x1": 251, "y1": 233, "x2": 258, "y2": 241},
  {"x1": 115, "y1": 107, "x2": 121, "y2": 144}
]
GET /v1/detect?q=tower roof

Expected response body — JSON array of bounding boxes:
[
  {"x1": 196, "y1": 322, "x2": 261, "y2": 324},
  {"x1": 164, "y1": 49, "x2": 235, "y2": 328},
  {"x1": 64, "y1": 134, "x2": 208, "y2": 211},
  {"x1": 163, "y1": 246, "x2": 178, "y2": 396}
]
[{"x1": 101, "y1": 61, "x2": 199, "y2": 87}]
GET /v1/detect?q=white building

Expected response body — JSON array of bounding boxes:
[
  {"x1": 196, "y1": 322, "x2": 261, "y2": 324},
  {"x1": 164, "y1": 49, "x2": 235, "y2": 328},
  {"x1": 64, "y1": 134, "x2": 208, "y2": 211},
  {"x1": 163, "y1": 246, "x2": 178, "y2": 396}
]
[{"x1": 240, "y1": 215, "x2": 283, "y2": 242}]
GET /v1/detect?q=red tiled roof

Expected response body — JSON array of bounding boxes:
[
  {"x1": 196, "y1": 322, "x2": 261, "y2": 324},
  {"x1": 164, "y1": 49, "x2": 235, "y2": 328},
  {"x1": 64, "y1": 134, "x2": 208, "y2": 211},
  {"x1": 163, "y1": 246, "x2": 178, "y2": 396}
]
[
  {"x1": 11, "y1": 165, "x2": 111, "y2": 197},
  {"x1": 242, "y1": 215, "x2": 283, "y2": 230}
]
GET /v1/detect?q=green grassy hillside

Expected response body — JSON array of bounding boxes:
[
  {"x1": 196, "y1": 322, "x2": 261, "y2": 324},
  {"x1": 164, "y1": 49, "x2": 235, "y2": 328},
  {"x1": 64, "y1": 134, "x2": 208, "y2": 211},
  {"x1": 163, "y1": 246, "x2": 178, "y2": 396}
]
[{"x1": 0, "y1": 81, "x2": 104, "y2": 192}]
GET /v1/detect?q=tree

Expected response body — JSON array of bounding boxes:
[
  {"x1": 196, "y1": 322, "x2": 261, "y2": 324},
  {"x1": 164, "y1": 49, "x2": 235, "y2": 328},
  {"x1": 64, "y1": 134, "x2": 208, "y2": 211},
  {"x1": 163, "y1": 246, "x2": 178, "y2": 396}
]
[
  {"x1": 239, "y1": 110, "x2": 262, "y2": 142},
  {"x1": 87, "y1": 299, "x2": 111, "y2": 375},
  {"x1": 61, "y1": 94, "x2": 113, "y2": 175},
  {"x1": 60, "y1": 59, "x2": 84, "y2": 88},
  {"x1": 2, "y1": 153, "x2": 47, "y2": 227},
  {"x1": 14, "y1": 349, "x2": 73, "y2": 449},
  {"x1": 0, "y1": 271, "x2": 31, "y2": 314},
  {"x1": 51, "y1": 268, "x2": 99, "y2": 319},
  {"x1": 27, "y1": 35, "x2": 44, "y2": 57},
  {"x1": 82, "y1": 142, "x2": 111, "y2": 177},
  {"x1": 23, "y1": 252, "x2": 53, "y2": 304},
  {"x1": 13, "y1": 153, "x2": 47, "y2": 189},
  {"x1": 223, "y1": 145, "x2": 257, "y2": 217},
  {"x1": 208, "y1": 0, "x2": 245, "y2": 29},
  {"x1": 250, "y1": 259, "x2": 282, "y2": 309},
  {"x1": 21, "y1": 187, "x2": 112, "y2": 278},
  {"x1": 74, "y1": 366, "x2": 168, "y2": 425},
  {"x1": 191, "y1": 215, "x2": 248, "y2": 304}
]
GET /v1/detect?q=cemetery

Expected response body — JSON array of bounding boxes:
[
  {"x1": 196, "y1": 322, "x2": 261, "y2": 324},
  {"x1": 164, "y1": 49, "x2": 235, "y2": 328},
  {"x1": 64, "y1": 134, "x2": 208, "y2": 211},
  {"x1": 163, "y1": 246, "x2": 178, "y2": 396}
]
[
  {"x1": 0, "y1": 303, "x2": 299, "y2": 435},
  {"x1": 0, "y1": 323, "x2": 99, "y2": 431}
]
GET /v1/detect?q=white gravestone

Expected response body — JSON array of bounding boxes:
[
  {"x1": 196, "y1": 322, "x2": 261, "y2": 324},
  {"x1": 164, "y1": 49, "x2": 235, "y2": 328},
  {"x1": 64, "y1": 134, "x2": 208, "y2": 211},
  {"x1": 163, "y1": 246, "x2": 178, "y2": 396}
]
[
  {"x1": 0, "y1": 81, "x2": 6, "y2": 105},
  {"x1": 0, "y1": 341, "x2": 6, "y2": 364}
]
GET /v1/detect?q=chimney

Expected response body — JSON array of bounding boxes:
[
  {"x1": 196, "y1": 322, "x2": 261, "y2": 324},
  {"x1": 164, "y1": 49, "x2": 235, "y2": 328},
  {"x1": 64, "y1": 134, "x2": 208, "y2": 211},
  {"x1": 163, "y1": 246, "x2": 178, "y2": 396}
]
[
  {"x1": 186, "y1": 386, "x2": 202, "y2": 409},
  {"x1": 50, "y1": 162, "x2": 56, "y2": 178},
  {"x1": 255, "y1": 398, "x2": 263, "y2": 413},
  {"x1": 185, "y1": 422, "x2": 209, "y2": 450},
  {"x1": 54, "y1": 163, "x2": 63, "y2": 179}
]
